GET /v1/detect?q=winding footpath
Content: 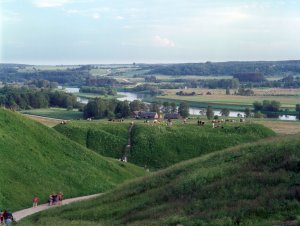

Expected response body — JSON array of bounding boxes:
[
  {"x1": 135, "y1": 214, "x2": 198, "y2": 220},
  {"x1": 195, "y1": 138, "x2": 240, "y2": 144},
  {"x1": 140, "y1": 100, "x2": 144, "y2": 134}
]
[{"x1": 14, "y1": 193, "x2": 103, "y2": 222}]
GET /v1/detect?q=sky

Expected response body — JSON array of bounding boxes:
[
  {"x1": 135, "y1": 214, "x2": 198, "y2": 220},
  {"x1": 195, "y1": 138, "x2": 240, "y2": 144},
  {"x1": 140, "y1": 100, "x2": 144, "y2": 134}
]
[{"x1": 0, "y1": 0, "x2": 300, "y2": 65}]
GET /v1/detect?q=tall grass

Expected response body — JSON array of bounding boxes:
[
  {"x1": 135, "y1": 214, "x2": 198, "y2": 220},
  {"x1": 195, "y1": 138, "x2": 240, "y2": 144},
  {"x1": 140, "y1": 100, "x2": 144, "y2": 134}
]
[
  {"x1": 20, "y1": 134, "x2": 300, "y2": 226},
  {"x1": 0, "y1": 108, "x2": 146, "y2": 211},
  {"x1": 56, "y1": 121, "x2": 275, "y2": 169}
]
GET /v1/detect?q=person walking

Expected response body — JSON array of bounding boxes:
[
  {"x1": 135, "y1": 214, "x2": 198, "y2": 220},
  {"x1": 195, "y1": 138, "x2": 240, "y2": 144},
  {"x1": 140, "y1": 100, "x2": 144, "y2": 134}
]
[
  {"x1": 33, "y1": 196, "x2": 39, "y2": 208},
  {"x1": 58, "y1": 192, "x2": 64, "y2": 205},
  {"x1": 48, "y1": 195, "x2": 53, "y2": 206},
  {"x1": 0, "y1": 210, "x2": 4, "y2": 225},
  {"x1": 3, "y1": 210, "x2": 14, "y2": 226}
]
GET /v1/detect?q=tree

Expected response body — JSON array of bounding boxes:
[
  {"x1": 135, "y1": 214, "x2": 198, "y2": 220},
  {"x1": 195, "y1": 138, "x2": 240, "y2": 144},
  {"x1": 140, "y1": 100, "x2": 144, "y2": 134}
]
[
  {"x1": 295, "y1": 104, "x2": 300, "y2": 112},
  {"x1": 162, "y1": 101, "x2": 171, "y2": 113},
  {"x1": 129, "y1": 100, "x2": 142, "y2": 112},
  {"x1": 178, "y1": 102, "x2": 189, "y2": 118},
  {"x1": 206, "y1": 106, "x2": 214, "y2": 120},
  {"x1": 226, "y1": 87, "x2": 230, "y2": 95},
  {"x1": 115, "y1": 101, "x2": 130, "y2": 118},
  {"x1": 244, "y1": 107, "x2": 251, "y2": 117},
  {"x1": 253, "y1": 101, "x2": 263, "y2": 111},
  {"x1": 220, "y1": 108, "x2": 230, "y2": 117},
  {"x1": 170, "y1": 102, "x2": 177, "y2": 113},
  {"x1": 150, "y1": 101, "x2": 161, "y2": 114},
  {"x1": 296, "y1": 104, "x2": 300, "y2": 120}
]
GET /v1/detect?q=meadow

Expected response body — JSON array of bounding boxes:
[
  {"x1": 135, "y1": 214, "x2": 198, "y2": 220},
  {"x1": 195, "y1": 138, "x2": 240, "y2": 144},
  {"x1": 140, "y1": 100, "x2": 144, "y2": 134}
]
[
  {"x1": 55, "y1": 120, "x2": 275, "y2": 169},
  {"x1": 157, "y1": 88, "x2": 300, "y2": 110},
  {"x1": 0, "y1": 108, "x2": 146, "y2": 211},
  {"x1": 19, "y1": 133, "x2": 300, "y2": 226},
  {"x1": 21, "y1": 108, "x2": 83, "y2": 120}
]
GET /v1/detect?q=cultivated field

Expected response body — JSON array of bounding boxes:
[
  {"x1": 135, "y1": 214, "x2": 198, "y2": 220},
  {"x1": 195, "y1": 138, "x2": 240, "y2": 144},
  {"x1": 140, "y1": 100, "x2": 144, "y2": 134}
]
[{"x1": 157, "y1": 88, "x2": 300, "y2": 110}]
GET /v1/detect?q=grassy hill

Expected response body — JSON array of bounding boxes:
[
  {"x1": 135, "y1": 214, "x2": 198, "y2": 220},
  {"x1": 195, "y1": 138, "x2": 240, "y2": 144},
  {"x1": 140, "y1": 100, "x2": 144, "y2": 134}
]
[
  {"x1": 0, "y1": 108, "x2": 146, "y2": 211},
  {"x1": 20, "y1": 134, "x2": 300, "y2": 226},
  {"x1": 55, "y1": 121, "x2": 275, "y2": 169}
]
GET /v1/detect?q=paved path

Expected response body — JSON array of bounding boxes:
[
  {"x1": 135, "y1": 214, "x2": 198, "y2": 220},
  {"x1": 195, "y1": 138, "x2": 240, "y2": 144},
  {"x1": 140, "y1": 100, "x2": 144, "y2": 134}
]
[{"x1": 14, "y1": 193, "x2": 102, "y2": 222}]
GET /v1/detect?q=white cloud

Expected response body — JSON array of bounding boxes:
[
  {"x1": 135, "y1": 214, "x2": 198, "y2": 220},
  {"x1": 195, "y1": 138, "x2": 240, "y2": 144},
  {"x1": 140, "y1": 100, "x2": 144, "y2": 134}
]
[
  {"x1": 63, "y1": 7, "x2": 110, "y2": 19},
  {"x1": 92, "y1": 13, "x2": 100, "y2": 20},
  {"x1": 32, "y1": 0, "x2": 72, "y2": 8},
  {"x1": 154, "y1": 35, "x2": 175, "y2": 47},
  {"x1": 116, "y1": 15, "x2": 124, "y2": 20},
  {"x1": 0, "y1": 10, "x2": 21, "y2": 22}
]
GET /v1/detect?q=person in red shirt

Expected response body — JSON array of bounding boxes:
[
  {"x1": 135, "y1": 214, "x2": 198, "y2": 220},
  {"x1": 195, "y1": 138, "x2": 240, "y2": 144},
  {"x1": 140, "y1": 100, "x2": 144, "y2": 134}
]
[{"x1": 33, "y1": 197, "x2": 39, "y2": 208}]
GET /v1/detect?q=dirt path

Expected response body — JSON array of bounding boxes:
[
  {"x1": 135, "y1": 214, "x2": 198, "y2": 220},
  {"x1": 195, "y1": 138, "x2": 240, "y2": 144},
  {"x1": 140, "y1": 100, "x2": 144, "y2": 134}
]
[
  {"x1": 122, "y1": 124, "x2": 133, "y2": 161},
  {"x1": 14, "y1": 193, "x2": 102, "y2": 222}
]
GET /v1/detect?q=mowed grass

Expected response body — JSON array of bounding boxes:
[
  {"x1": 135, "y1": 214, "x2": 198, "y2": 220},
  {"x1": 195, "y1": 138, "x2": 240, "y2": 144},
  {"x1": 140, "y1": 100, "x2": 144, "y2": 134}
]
[
  {"x1": 0, "y1": 108, "x2": 146, "y2": 211},
  {"x1": 21, "y1": 108, "x2": 83, "y2": 120},
  {"x1": 20, "y1": 133, "x2": 300, "y2": 226},
  {"x1": 253, "y1": 119, "x2": 300, "y2": 135},
  {"x1": 23, "y1": 114, "x2": 62, "y2": 127},
  {"x1": 55, "y1": 120, "x2": 275, "y2": 169}
]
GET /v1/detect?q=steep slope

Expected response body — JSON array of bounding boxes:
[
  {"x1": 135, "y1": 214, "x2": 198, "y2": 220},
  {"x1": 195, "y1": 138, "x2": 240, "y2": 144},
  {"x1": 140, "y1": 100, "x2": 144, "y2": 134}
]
[
  {"x1": 55, "y1": 121, "x2": 275, "y2": 169},
  {"x1": 0, "y1": 108, "x2": 146, "y2": 211},
  {"x1": 21, "y1": 134, "x2": 300, "y2": 226}
]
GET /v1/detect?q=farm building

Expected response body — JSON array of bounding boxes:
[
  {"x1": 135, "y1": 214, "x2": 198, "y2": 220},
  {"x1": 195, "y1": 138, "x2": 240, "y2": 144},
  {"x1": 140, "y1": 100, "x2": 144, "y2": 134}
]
[
  {"x1": 133, "y1": 111, "x2": 159, "y2": 119},
  {"x1": 164, "y1": 113, "x2": 182, "y2": 119}
]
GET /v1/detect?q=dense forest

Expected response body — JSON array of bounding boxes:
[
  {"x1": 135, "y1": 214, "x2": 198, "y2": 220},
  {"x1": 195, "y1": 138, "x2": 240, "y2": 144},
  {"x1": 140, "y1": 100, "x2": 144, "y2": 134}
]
[
  {"x1": 148, "y1": 60, "x2": 300, "y2": 76},
  {"x1": 0, "y1": 86, "x2": 80, "y2": 110}
]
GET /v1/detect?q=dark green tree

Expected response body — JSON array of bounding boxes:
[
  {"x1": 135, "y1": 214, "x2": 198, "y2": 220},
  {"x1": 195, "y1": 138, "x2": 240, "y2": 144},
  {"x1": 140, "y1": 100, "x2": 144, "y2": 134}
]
[
  {"x1": 244, "y1": 107, "x2": 251, "y2": 117},
  {"x1": 178, "y1": 102, "x2": 189, "y2": 118},
  {"x1": 206, "y1": 106, "x2": 214, "y2": 120},
  {"x1": 220, "y1": 108, "x2": 230, "y2": 117}
]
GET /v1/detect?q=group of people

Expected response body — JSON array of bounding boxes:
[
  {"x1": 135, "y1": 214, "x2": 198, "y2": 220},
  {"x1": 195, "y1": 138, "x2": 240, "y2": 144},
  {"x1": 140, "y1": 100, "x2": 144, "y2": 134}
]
[
  {"x1": 0, "y1": 210, "x2": 15, "y2": 226},
  {"x1": 47, "y1": 192, "x2": 64, "y2": 206}
]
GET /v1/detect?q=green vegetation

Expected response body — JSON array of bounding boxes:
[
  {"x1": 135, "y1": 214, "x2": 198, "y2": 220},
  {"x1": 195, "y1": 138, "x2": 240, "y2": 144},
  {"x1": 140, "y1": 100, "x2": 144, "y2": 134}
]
[
  {"x1": 20, "y1": 134, "x2": 300, "y2": 226},
  {"x1": 55, "y1": 121, "x2": 275, "y2": 169},
  {"x1": 0, "y1": 108, "x2": 146, "y2": 211},
  {"x1": 21, "y1": 108, "x2": 83, "y2": 120},
  {"x1": 55, "y1": 121, "x2": 129, "y2": 159},
  {"x1": 0, "y1": 86, "x2": 80, "y2": 110}
]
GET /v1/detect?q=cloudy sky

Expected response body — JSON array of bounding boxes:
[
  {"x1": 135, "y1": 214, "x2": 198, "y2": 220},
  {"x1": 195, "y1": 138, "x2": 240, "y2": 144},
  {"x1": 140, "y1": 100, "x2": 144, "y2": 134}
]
[{"x1": 1, "y1": 0, "x2": 300, "y2": 64}]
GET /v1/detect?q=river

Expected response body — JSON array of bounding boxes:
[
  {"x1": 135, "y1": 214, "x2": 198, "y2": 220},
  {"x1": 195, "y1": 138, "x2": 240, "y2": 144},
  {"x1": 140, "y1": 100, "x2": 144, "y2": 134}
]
[{"x1": 62, "y1": 87, "x2": 297, "y2": 121}]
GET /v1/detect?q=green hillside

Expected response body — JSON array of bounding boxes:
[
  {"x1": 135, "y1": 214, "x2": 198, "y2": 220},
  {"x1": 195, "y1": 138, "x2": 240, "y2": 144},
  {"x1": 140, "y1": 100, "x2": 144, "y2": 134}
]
[
  {"x1": 55, "y1": 121, "x2": 275, "y2": 169},
  {"x1": 21, "y1": 134, "x2": 300, "y2": 226},
  {"x1": 0, "y1": 108, "x2": 146, "y2": 211}
]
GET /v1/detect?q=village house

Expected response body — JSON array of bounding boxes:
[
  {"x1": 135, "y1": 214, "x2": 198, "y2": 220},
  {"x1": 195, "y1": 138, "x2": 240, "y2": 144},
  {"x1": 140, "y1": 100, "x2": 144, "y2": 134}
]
[
  {"x1": 132, "y1": 111, "x2": 159, "y2": 119},
  {"x1": 164, "y1": 113, "x2": 182, "y2": 119}
]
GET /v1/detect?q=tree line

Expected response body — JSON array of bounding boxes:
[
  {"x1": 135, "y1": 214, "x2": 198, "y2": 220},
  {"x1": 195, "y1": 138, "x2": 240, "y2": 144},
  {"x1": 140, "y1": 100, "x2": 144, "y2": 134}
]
[
  {"x1": 0, "y1": 86, "x2": 80, "y2": 110},
  {"x1": 79, "y1": 86, "x2": 117, "y2": 95},
  {"x1": 83, "y1": 99, "x2": 190, "y2": 119},
  {"x1": 147, "y1": 60, "x2": 300, "y2": 76}
]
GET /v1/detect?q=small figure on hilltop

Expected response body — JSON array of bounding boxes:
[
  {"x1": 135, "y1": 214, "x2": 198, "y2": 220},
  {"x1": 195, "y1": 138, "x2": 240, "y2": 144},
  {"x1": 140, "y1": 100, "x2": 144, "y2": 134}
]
[
  {"x1": 33, "y1": 196, "x2": 39, "y2": 208},
  {"x1": 0, "y1": 210, "x2": 4, "y2": 224},
  {"x1": 52, "y1": 192, "x2": 58, "y2": 205},
  {"x1": 48, "y1": 195, "x2": 53, "y2": 206},
  {"x1": 58, "y1": 192, "x2": 64, "y2": 206},
  {"x1": 3, "y1": 210, "x2": 14, "y2": 226}
]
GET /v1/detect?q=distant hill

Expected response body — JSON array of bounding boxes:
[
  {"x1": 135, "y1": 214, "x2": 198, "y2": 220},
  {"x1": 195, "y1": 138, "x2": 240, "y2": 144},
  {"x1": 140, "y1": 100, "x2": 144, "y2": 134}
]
[
  {"x1": 55, "y1": 121, "x2": 275, "y2": 169},
  {"x1": 21, "y1": 134, "x2": 300, "y2": 226},
  {"x1": 0, "y1": 108, "x2": 146, "y2": 211},
  {"x1": 148, "y1": 60, "x2": 300, "y2": 76}
]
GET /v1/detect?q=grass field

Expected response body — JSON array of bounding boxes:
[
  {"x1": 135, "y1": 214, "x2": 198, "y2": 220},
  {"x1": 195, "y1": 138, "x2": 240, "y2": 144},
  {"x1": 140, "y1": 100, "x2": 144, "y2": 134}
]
[
  {"x1": 23, "y1": 114, "x2": 62, "y2": 127},
  {"x1": 20, "y1": 133, "x2": 300, "y2": 226},
  {"x1": 157, "y1": 88, "x2": 300, "y2": 110},
  {"x1": 21, "y1": 108, "x2": 83, "y2": 120},
  {"x1": 253, "y1": 119, "x2": 300, "y2": 134},
  {"x1": 55, "y1": 120, "x2": 275, "y2": 169},
  {"x1": 0, "y1": 108, "x2": 146, "y2": 211}
]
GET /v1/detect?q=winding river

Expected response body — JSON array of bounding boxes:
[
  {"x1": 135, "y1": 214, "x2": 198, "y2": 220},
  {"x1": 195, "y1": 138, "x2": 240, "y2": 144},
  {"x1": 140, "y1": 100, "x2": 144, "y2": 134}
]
[{"x1": 63, "y1": 87, "x2": 297, "y2": 121}]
